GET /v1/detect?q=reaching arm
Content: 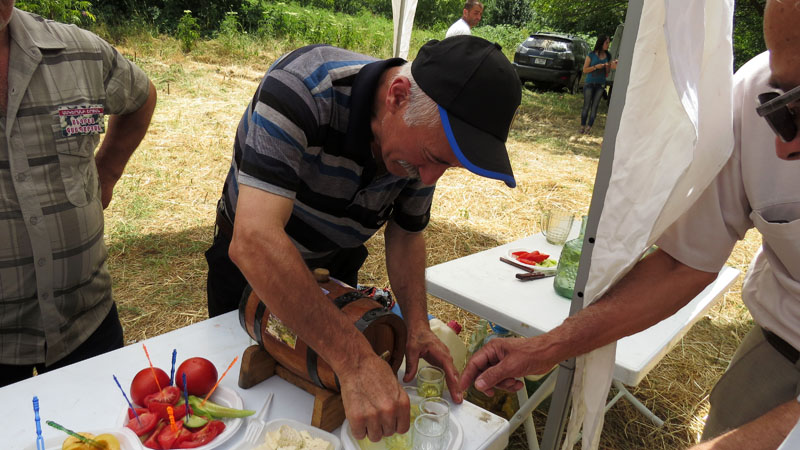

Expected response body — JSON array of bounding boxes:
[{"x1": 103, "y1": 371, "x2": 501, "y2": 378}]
[
  {"x1": 384, "y1": 221, "x2": 463, "y2": 403},
  {"x1": 460, "y1": 248, "x2": 718, "y2": 394},
  {"x1": 95, "y1": 81, "x2": 157, "y2": 209},
  {"x1": 689, "y1": 400, "x2": 800, "y2": 450},
  {"x1": 229, "y1": 186, "x2": 409, "y2": 441}
]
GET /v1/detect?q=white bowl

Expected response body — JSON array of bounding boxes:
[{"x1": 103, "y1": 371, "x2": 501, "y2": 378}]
[
  {"x1": 506, "y1": 249, "x2": 558, "y2": 274},
  {"x1": 22, "y1": 427, "x2": 143, "y2": 450},
  {"x1": 234, "y1": 418, "x2": 342, "y2": 450},
  {"x1": 116, "y1": 385, "x2": 244, "y2": 450}
]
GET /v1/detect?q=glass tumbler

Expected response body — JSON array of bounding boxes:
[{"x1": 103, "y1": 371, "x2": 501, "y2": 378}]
[
  {"x1": 413, "y1": 413, "x2": 448, "y2": 450},
  {"x1": 416, "y1": 366, "x2": 444, "y2": 398}
]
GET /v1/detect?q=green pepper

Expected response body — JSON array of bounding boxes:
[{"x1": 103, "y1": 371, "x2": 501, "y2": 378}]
[{"x1": 187, "y1": 395, "x2": 255, "y2": 419}]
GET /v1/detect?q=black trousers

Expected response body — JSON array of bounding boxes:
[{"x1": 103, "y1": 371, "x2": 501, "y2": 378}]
[
  {"x1": 0, "y1": 302, "x2": 124, "y2": 387},
  {"x1": 205, "y1": 227, "x2": 368, "y2": 318}
]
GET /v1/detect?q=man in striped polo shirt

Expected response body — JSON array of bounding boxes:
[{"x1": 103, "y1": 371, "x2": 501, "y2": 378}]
[
  {"x1": 206, "y1": 36, "x2": 520, "y2": 442},
  {"x1": 1, "y1": 2, "x2": 157, "y2": 386}
]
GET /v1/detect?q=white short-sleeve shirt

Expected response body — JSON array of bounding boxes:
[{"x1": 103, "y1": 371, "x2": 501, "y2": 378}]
[
  {"x1": 657, "y1": 51, "x2": 800, "y2": 349},
  {"x1": 446, "y1": 18, "x2": 471, "y2": 38}
]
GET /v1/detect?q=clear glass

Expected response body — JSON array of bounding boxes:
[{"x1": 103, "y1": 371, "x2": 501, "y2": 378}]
[
  {"x1": 541, "y1": 210, "x2": 574, "y2": 246},
  {"x1": 420, "y1": 397, "x2": 449, "y2": 435},
  {"x1": 553, "y1": 215, "x2": 587, "y2": 299},
  {"x1": 357, "y1": 387, "x2": 421, "y2": 450},
  {"x1": 416, "y1": 366, "x2": 444, "y2": 398},
  {"x1": 413, "y1": 413, "x2": 447, "y2": 450}
]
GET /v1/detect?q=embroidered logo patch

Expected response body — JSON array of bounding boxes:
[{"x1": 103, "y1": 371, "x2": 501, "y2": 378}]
[{"x1": 58, "y1": 105, "x2": 105, "y2": 137}]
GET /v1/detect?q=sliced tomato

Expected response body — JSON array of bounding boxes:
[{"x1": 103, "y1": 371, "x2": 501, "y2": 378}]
[
  {"x1": 511, "y1": 251, "x2": 529, "y2": 257},
  {"x1": 143, "y1": 386, "x2": 181, "y2": 408},
  {"x1": 126, "y1": 411, "x2": 160, "y2": 437},
  {"x1": 128, "y1": 407, "x2": 149, "y2": 420},
  {"x1": 148, "y1": 402, "x2": 190, "y2": 422},
  {"x1": 157, "y1": 422, "x2": 190, "y2": 450},
  {"x1": 177, "y1": 420, "x2": 226, "y2": 448},
  {"x1": 143, "y1": 421, "x2": 166, "y2": 449}
]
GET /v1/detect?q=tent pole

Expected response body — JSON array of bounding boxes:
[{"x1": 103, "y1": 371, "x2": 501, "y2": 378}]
[
  {"x1": 394, "y1": 0, "x2": 405, "y2": 58},
  {"x1": 539, "y1": 0, "x2": 644, "y2": 448}
]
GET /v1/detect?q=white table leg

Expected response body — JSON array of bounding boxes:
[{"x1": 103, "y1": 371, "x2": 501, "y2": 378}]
[
  {"x1": 612, "y1": 380, "x2": 665, "y2": 427},
  {"x1": 506, "y1": 369, "x2": 559, "y2": 450}
]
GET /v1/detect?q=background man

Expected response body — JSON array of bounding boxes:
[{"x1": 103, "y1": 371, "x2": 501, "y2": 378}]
[
  {"x1": 0, "y1": 2, "x2": 157, "y2": 387},
  {"x1": 206, "y1": 36, "x2": 520, "y2": 442},
  {"x1": 460, "y1": 0, "x2": 800, "y2": 448},
  {"x1": 446, "y1": 0, "x2": 483, "y2": 38}
]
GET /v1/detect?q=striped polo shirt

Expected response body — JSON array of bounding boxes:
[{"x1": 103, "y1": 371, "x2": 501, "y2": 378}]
[
  {"x1": 1, "y1": 9, "x2": 151, "y2": 365},
  {"x1": 220, "y1": 45, "x2": 435, "y2": 260}
]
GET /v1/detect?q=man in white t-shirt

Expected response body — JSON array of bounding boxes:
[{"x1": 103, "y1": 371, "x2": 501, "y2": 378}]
[
  {"x1": 445, "y1": 0, "x2": 483, "y2": 38},
  {"x1": 459, "y1": 0, "x2": 800, "y2": 448}
]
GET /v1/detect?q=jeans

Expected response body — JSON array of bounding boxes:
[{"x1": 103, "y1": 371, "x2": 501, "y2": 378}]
[{"x1": 581, "y1": 83, "x2": 605, "y2": 127}]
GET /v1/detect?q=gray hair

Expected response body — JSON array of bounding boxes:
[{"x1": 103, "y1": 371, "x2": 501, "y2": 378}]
[{"x1": 394, "y1": 63, "x2": 440, "y2": 128}]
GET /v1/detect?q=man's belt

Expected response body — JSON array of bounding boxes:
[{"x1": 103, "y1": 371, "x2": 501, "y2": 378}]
[
  {"x1": 762, "y1": 327, "x2": 799, "y2": 364},
  {"x1": 216, "y1": 209, "x2": 234, "y2": 241}
]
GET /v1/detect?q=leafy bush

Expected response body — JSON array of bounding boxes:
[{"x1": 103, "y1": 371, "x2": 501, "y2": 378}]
[
  {"x1": 177, "y1": 10, "x2": 201, "y2": 52},
  {"x1": 16, "y1": 0, "x2": 96, "y2": 25}
]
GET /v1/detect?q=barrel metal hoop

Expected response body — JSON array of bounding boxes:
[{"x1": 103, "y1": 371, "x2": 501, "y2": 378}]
[
  {"x1": 333, "y1": 291, "x2": 367, "y2": 309},
  {"x1": 253, "y1": 300, "x2": 266, "y2": 347},
  {"x1": 354, "y1": 307, "x2": 390, "y2": 332},
  {"x1": 306, "y1": 347, "x2": 325, "y2": 388},
  {"x1": 238, "y1": 284, "x2": 253, "y2": 332}
]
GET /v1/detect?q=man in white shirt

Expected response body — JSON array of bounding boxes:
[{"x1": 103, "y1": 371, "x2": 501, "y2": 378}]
[
  {"x1": 445, "y1": 0, "x2": 483, "y2": 38},
  {"x1": 460, "y1": 0, "x2": 800, "y2": 448}
]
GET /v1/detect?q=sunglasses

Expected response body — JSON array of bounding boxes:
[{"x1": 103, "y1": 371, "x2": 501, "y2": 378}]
[{"x1": 756, "y1": 85, "x2": 800, "y2": 142}]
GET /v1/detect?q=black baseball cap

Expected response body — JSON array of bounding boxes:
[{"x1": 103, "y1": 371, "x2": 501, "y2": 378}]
[{"x1": 412, "y1": 36, "x2": 521, "y2": 188}]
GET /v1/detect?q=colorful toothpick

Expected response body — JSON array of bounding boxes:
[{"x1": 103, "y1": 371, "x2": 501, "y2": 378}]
[
  {"x1": 46, "y1": 421, "x2": 105, "y2": 449},
  {"x1": 167, "y1": 406, "x2": 178, "y2": 433},
  {"x1": 33, "y1": 397, "x2": 44, "y2": 450},
  {"x1": 170, "y1": 349, "x2": 177, "y2": 386},
  {"x1": 201, "y1": 356, "x2": 238, "y2": 406},
  {"x1": 113, "y1": 374, "x2": 141, "y2": 425},
  {"x1": 182, "y1": 372, "x2": 190, "y2": 423},
  {"x1": 142, "y1": 344, "x2": 163, "y2": 392}
]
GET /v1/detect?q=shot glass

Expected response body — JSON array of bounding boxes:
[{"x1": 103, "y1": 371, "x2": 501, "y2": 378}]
[
  {"x1": 416, "y1": 366, "x2": 444, "y2": 398},
  {"x1": 413, "y1": 413, "x2": 448, "y2": 450},
  {"x1": 420, "y1": 397, "x2": 450, "y2": 435},
  {"x1": 404, "y1": 385, "x2": 424, "y2": 422}
]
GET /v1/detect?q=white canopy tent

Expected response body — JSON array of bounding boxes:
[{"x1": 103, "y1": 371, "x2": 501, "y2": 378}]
[{"x1": 391, "y1": 0, "x2": 736, "y2": 448}]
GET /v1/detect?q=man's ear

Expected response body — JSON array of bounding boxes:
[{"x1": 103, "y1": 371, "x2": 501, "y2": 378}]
[{"x1": 385, "y1": 75, "x2": 411, "y2": 113}]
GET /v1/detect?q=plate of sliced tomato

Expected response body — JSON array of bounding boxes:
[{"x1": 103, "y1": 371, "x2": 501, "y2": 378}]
[
  {"x1": 118, "y1": 386, "x2": 244, "y2": 450},
  {"x1": 508, "y1": 249, "x2": 558, "y2": 274}
]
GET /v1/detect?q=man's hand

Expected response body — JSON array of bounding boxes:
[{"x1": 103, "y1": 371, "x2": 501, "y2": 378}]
[
  {"x1": 459, "y1": 336, "x2": 556, "y2": 396},
  {"x1": 402, "y1": 327, "x2": 463, "y2": 403},
  {"x1": 339, "y1": 355, "x2": 411, "y2": 442}
]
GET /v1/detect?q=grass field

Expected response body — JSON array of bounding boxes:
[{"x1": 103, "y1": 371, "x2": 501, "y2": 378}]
[{"x1": 101, "y1": 31, "x2": 760, "y2": 449}]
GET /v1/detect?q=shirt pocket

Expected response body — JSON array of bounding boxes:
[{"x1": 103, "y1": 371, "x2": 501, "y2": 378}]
[
  {"x1": 750, "y1": 204, "x2": 800, "y2": 280},
  {"x1": 51, "y1": 122, "x2": 98, "y2": 207}
]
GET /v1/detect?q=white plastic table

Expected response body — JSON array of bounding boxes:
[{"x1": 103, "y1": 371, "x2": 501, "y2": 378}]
[
  {"x1": 425, "y1": 231, "x2": 740, "y2": 448},
  {"x1": 1, "y1": 311, "x2": 509, "y2": 450}
]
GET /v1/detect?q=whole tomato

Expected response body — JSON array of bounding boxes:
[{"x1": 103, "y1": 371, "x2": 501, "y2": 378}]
[
  {"x1": 176, "y1": 357, "x2": 218, "y2": 397},
  {"x1": 130, "y1": 367, "x2": 170, "y2": 406}
]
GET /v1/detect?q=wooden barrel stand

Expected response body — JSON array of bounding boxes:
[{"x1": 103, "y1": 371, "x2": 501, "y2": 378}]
[{"x1": 237, "y1": 344, "x2": 345, "y2": 432}]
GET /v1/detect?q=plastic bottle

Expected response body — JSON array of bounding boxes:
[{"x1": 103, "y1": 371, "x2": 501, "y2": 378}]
[
  {"x1": 553, "y1": 215, "x2": 588, "y2": 299},
  {"x1": 420, "y1": 318, "x2": 468, "y2": 372}
]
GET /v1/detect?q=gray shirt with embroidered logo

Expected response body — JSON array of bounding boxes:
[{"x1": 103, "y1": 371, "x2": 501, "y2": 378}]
[{"x1": 0, "y1": 9, "x2": 150, "y2": 365}]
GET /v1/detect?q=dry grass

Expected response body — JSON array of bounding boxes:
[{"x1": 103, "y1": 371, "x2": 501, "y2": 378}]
[{"x1": 103, "y1": 34, "x2": 761, "y2": 449}]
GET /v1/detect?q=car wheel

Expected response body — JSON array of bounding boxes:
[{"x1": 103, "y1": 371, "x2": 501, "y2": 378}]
[{"x1": 569, "y1": 73, "x2": 580, "y2": 94}]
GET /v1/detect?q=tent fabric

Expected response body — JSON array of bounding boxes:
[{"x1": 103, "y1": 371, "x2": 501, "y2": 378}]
[
  {"x1": 392, "y1": 0, "x2": 418, "y2": 59},
  {"x1": 564, "y1": 0, "x2": 735, "y2": 448}
]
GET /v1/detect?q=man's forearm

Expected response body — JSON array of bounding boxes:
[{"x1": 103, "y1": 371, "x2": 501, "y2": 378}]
[
  {"x1": 538, "y1": 249, "x2": 717, "y2": 366},
  {"x1": 384, "y1": 222, "x2": 429, "y2": 331},
  {"x1": 690, "y1": 400, "x2": 800, "y2": 450},
  {"x1": 95, "y1": 81, "x2": 157, "y2": 181}
]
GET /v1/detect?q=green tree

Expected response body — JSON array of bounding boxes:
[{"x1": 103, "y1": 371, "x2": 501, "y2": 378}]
[{"x1": 16, "y1": 0, "x2": 96, "y2": 25}]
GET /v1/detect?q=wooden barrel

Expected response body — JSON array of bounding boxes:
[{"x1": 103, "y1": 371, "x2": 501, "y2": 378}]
[{"x1": 238, "y1": 269, "x2": 407, "y2": 392}]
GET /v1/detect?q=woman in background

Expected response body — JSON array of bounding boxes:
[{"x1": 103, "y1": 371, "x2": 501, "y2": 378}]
[{"x1": 580, "y1": 35, "x2": 617, "y2": 134}]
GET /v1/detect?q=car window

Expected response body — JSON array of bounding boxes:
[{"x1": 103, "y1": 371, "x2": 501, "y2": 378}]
[{"x1": 523, "y1": 37, "x2": 573, "y2": 52}]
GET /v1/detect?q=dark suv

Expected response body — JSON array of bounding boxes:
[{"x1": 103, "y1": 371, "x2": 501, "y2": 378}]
[{"x1": 512, "y1": 32, "x2": 589, "y2": 94}]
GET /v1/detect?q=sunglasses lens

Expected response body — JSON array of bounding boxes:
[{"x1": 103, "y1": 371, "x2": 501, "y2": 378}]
[{"x1": 759, "y1": 92, "x2": 798, "y2": 142}]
